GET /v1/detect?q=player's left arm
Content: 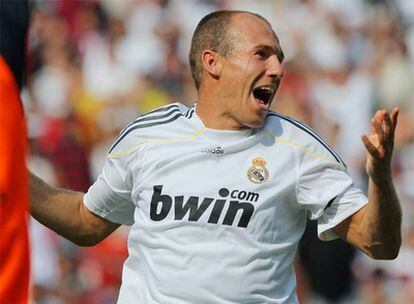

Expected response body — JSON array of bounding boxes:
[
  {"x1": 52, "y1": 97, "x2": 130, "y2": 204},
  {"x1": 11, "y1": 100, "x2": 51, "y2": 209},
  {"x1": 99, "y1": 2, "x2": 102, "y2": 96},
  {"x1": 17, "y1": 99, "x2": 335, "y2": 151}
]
[{"x1": 332, "y1": 108, "x2": 402, "y2": 260}]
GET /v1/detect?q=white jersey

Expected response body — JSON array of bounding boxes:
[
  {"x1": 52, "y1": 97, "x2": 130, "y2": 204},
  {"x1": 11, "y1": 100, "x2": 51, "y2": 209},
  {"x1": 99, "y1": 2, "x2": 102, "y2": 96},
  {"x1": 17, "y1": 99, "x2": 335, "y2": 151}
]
[{"x1": 84, "y1": 103, "x2": 368, "y2": 304}]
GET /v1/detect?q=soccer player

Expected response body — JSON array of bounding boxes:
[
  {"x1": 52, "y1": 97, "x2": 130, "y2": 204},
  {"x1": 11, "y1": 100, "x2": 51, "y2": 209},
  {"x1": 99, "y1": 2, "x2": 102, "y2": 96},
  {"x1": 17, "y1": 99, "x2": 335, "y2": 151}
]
[
  {"x1": 0, "y1": 1, "x2": 30, "y2": 303},
  {"x1": 30, "y1": 11, "x2": 401, "y2": 303}
]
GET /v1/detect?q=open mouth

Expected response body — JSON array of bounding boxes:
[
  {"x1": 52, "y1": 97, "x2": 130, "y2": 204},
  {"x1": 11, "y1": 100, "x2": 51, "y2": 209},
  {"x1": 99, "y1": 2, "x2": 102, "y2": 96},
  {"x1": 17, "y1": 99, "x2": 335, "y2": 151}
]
[{"x1": 253, "y1": 86, "x2": 275, "y2": 105}]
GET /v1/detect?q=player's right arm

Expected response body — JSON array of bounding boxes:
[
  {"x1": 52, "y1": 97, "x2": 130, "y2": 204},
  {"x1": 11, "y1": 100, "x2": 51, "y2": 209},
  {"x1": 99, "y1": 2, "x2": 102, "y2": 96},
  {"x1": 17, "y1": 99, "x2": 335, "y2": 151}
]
[{"x1": 30, "y1": 172, "x2": 120, "y2": 246}]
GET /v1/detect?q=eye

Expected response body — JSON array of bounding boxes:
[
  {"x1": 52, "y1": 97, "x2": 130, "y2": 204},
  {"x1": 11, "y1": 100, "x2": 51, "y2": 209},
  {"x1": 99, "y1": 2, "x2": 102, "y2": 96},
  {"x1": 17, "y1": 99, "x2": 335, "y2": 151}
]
[{"x1": 256, "y1": 50, "x2": 269, "y2": 59}]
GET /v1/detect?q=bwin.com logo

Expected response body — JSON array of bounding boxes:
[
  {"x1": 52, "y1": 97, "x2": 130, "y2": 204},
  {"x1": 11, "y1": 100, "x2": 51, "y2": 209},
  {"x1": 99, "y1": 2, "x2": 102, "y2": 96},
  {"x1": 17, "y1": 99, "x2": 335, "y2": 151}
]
[{"x1": 149, "y1": 186, "x2": 260, "y2": 228}]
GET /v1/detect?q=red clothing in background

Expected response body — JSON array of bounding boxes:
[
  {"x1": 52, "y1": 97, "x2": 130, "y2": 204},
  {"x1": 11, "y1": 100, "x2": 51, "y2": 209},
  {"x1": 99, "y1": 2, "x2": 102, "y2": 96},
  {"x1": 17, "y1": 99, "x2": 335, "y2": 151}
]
[{"x1": 0, "y1": 55, "x2": 30, "y2": 304}]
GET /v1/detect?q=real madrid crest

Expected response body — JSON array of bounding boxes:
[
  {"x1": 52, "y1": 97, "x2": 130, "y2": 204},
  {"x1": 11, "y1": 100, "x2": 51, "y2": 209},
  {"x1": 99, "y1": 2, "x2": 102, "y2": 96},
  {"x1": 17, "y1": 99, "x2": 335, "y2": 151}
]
[{"x1": 247, "y1": 157, "x2": 269, "y2": 184}]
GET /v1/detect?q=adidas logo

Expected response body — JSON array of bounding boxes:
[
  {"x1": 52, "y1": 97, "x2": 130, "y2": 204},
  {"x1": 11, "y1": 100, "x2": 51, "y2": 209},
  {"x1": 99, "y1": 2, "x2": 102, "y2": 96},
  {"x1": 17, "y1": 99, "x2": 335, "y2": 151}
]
[
  {"x1": 150, "y1": 185, "x2": 259, "y2": 228},
  {"x1": 201, "y1": 146, "x2": 224, "y2": 155}
]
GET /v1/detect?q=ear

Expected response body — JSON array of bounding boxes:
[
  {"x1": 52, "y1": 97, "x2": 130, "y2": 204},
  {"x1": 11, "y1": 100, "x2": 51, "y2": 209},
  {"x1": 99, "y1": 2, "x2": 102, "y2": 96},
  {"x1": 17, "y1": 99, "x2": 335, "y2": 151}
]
[{"x1": 201, "y1": 50, "x2": 222, "y2": 79}]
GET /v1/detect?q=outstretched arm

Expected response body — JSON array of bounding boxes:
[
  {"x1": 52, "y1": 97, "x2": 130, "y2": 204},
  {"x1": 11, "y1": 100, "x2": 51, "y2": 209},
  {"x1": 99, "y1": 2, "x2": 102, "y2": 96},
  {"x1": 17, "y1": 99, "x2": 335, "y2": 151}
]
[
  {"x1": 333, "y1": 108, "x2": 402, "y2": 259},
  {"x1": 30, "y1": 173, "x2": 120, "y2": 246}
]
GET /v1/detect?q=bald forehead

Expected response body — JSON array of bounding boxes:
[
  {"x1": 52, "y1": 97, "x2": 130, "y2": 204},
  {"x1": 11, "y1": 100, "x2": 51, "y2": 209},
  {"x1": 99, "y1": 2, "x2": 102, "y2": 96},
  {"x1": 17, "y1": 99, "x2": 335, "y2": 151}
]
[
  {"x1": 230, "y1": 12, "x2": 276, "y2": 30},
  {"x1": 229, "y1": 12, "x2": 279, "y2": 43},
  {"x1": 227, "y1": 12, "x2": 281, "y2": 55},
  {"x1": 230, "y1": 12, "x2": 270, "y2": 25}
]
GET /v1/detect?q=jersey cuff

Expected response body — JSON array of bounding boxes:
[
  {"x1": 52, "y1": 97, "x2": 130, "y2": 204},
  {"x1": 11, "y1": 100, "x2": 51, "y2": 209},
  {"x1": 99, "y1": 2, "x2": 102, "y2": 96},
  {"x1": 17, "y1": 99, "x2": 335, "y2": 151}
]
[
  {"x1": 83, "y1": 194, "x2": 134, "y2": 226},
  {"x1": 317, "y1": 196, "x2": 368, "y2": 241}
]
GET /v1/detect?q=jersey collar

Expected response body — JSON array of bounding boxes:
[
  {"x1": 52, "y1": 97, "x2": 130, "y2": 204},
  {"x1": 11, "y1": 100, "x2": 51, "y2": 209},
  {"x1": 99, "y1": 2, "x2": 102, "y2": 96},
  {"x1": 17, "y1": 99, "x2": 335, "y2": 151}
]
[{"x1": 189, "y1": 103, "x2": 253, "y2": 143}]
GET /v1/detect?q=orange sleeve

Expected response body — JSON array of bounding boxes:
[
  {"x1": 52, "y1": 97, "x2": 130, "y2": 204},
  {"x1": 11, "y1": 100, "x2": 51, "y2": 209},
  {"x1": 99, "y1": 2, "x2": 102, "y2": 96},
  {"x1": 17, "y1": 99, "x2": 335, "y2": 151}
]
[
  {"x1": 0, "y1": 54, "x2": 29, "y2": 304},
  {"x1": 0, "y1": 55, "x2": 25, "y2": 194}
]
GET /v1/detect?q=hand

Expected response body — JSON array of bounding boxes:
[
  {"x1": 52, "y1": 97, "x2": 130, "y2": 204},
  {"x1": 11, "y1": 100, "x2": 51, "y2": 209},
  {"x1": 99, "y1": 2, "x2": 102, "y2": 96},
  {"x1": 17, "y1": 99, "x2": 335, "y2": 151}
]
[{"x1": 361, "y1": 108, "x2": 399, "y2": 182}]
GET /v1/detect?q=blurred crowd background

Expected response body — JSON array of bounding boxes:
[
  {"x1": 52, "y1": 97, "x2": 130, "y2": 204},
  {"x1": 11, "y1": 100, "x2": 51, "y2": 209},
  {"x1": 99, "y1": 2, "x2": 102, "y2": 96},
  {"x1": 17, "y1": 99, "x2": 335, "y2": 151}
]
[{"x1": 24, "y1": 0, "x2": 413, "y2": 303}]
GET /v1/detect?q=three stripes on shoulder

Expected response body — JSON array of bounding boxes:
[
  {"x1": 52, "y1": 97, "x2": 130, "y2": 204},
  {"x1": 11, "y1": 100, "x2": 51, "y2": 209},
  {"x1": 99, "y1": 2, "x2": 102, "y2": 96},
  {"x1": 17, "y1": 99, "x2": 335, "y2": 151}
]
[
  {"x1": 268, "y1": 112, "x2": 346, "y2": 167},
  {"x1": 109, "y1": 104, "x2": 194, "y2": 153}
]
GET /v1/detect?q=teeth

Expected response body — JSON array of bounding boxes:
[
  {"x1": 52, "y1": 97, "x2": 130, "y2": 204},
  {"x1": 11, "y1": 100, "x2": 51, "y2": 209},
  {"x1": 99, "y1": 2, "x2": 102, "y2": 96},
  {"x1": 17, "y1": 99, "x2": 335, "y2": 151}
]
[
  {"x1": 258, "y1": 86, "x2": 274, "y2": 94},
  {"x1": 253, "y1": 85, "x2": 276, "y2": 105}
]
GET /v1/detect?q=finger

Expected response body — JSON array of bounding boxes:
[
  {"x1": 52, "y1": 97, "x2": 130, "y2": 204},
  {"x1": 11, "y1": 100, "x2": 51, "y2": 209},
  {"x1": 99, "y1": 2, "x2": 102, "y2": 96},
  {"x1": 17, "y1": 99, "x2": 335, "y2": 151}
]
[
  {"x1": 390, "y1": 107, "x2": 399, "y2": 130},
  {"x1": 361, "y1": 134, "x2": 381, "y2": 159},
  {"x1": 382, "y1": 111, "x2": 392, "y2": 137},
  {"x1": 372, "y1": 112, "x2": 386, "y2": 143},
  {"x1": 383, "y1": 110, "x2": 391, "y2": 128}
]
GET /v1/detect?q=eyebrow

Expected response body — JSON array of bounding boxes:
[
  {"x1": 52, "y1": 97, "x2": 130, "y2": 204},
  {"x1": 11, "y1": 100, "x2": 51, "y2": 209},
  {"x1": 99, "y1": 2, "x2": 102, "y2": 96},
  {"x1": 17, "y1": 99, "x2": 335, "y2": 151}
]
[{"x1": 254, "y1": 44, "x2": 285, "y2": 63}]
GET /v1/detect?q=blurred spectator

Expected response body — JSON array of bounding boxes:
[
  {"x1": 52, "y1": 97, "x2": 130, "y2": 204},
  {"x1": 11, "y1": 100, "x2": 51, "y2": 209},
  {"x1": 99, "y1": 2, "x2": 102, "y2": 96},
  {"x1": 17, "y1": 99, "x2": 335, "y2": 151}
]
[
  {"x1": 299, "y1": 220, "x2": 356, "y2": 304},
  {"x1": 0, "y1": 1, "x2": 31, "y2": 303}
]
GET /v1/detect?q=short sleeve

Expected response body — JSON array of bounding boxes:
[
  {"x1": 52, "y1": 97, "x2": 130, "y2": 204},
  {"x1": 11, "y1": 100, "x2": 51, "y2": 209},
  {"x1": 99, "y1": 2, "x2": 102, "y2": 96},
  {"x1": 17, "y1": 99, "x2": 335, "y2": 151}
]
[
  {"x1": 317, "y1": 186, "x2": 367, "y2": 241},
  {"x1": 297, "y1": 154, "x2": 367, "y2": 241},
  {"x1": 83, "y1": 156, "x2": 135, "y2": 226}
]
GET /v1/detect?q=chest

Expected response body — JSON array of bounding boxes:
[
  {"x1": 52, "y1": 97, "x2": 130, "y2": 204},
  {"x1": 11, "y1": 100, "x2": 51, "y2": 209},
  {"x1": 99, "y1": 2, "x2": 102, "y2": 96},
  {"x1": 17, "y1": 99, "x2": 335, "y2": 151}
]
[{"x1": 128, "y1": 136, "x2": 303, "y2": 241}]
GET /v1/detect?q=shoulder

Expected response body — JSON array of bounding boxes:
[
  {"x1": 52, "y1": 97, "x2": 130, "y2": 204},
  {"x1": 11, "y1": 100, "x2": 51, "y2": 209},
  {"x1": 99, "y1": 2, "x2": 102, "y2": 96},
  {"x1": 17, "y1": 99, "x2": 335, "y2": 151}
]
[
  {"x1": 264, "y1": 111, "x2": 346, "y2": 167},
  {"x1": 264, "y1": 111, "x2": 314, "y2": 140},
  {"x1": 108, "y1": 103, "x2": 190, "y2": 155}
]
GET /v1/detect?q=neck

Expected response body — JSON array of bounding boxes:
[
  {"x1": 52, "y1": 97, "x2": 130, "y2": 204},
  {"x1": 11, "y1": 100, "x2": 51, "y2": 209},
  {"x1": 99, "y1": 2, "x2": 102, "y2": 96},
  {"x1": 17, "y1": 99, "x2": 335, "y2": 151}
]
[{"x1": 196, "y1": 87, "x2": 247, "y2": 131}]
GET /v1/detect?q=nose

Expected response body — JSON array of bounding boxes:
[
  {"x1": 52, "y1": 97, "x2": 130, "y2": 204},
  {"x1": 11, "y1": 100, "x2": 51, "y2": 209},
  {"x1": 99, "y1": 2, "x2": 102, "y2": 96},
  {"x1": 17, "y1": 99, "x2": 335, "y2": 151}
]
[{"x1": 266, "y1": 55, "x2": 284, "y2": 79}]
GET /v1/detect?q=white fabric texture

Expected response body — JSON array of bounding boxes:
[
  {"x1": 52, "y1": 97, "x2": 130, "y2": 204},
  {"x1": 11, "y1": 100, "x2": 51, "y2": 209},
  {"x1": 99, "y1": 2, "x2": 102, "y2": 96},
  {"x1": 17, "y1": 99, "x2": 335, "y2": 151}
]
[{"x1": 84, "y1": 103, "x2": 367, "y2": 304}]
